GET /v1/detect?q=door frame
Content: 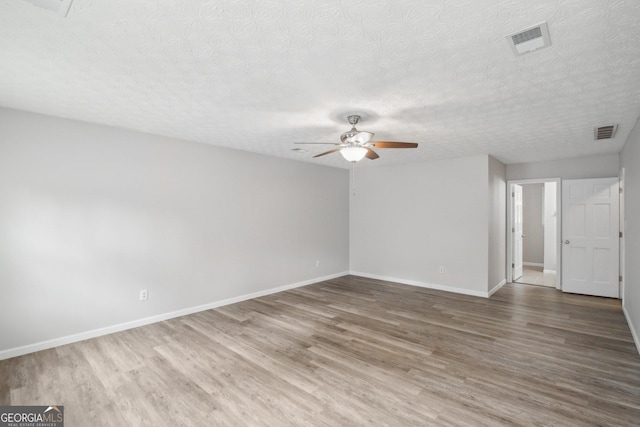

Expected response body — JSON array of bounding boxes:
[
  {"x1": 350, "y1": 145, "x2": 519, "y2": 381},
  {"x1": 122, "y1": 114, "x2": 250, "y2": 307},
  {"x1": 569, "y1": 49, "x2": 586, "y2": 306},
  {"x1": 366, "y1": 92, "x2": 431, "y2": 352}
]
[
  {"x1": 512, "y1": 183, "x2": 524, "y2": 281},
  {"x1": 507, "y1": 178, "x2": 562, "y2": 289},
  {"x1": 619, "y1": 168, "x2": 626, "y2": 299}
]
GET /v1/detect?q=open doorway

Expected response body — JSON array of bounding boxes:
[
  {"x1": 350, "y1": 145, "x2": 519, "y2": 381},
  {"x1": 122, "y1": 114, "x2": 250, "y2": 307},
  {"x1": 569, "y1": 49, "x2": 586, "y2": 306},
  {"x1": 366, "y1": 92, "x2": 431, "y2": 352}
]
[{"x1": 507, "y1": 179, "x2": 561, "y2": 289}]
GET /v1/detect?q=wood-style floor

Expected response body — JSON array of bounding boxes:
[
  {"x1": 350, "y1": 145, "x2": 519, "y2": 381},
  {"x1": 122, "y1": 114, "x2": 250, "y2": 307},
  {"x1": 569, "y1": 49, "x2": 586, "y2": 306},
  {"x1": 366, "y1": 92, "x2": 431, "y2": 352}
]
[{"x1": 1, "y1": 275, "x2": 639, "y2": 426}]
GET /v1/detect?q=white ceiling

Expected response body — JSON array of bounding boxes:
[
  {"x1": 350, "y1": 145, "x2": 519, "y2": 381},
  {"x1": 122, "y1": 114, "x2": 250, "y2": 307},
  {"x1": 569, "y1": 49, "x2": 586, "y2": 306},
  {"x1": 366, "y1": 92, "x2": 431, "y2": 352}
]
[{"x1": 1, "y1": 0, "x2": 640, "y2": 169}]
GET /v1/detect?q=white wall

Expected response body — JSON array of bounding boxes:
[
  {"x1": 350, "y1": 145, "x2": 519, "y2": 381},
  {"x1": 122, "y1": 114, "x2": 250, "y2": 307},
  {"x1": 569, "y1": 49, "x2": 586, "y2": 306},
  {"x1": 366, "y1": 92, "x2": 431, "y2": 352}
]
[
  {"x1": 350, "y1": 155, "x2": 498, "y2": 296},
  {"x1": 488, "y1": 156, "x2": 506, "y2": 291},
  {"x1": 507, "y1": 154, "x2": 620, "y2": 180},
  {"x1": 620, "y1": 116, "x2": 640, "y2": 353},
  {"x1": 522, "y1": 184, "x2": 544, "y2": 265},
  {"x1": 0, "y1": 108, "x2": 349, "y2": 357},
  {"x1": 543, "y1": 182, "x2": 557, "y2": 272}
]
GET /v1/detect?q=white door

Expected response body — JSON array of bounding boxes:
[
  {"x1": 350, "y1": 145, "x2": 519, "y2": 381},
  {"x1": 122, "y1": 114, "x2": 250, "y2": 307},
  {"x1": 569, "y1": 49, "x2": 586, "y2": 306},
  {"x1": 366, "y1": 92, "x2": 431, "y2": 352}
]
[
  {"x1": 513, "y1": 184, "x2": 524, "y2": 281},
  {"x1": 562, "y1": 178, "x2": 620, "y2": 298}
]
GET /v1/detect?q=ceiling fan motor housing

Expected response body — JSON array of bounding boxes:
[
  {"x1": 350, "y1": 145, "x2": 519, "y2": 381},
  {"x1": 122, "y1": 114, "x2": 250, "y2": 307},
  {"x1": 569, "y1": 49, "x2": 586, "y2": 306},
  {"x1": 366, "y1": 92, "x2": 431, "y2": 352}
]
[
  {"x1": 341, "y1": 129, "x2": 359, "y2": 143},
  {"x1": 341, "y1": 115, "x2": 374, "y2": 144}
]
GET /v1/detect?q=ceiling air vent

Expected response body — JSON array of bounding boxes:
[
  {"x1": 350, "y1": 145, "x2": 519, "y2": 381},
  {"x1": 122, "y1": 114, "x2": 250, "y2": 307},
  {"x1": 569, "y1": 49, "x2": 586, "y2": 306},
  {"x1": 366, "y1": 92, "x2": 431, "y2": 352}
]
[
  {"x1": 23, "y1": 0, "x2": 73, "y2": 17},
  {"x1": 594, "y1": 125, "x2": 618, "y2": 140},
  {"x1": 506, "y1": 22, "x2": 551, "y2": 56}
]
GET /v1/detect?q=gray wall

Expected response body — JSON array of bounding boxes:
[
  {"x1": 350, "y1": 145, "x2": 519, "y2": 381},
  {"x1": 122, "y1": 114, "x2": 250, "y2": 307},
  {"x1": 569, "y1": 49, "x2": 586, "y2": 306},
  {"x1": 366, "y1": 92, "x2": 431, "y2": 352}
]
[
  {"x1": 488, "y1": 156, "x2": 507, "y2": 291},
  {"x1": 620, "y1": 116, "x2": 640, "y2": 352},
  {"x1": 522, "y1": 184, "x2": 544, "y2": 265},
  {"x1": 0, "y1": 108, "x2": 349, "y2": 355},
  {"x1": 350, "y1": 155, "x2": 494, "y2": 295},
  {"x1": 507, "y1": 154, "x2": 620, "y2": 180}
]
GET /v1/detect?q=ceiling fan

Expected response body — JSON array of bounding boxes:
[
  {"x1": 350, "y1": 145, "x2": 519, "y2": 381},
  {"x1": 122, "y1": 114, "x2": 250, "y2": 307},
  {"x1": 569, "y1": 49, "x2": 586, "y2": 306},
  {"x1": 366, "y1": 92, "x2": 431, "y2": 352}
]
[{"x1": 295, "y1": 115, "x2": 418, "y2": 162}]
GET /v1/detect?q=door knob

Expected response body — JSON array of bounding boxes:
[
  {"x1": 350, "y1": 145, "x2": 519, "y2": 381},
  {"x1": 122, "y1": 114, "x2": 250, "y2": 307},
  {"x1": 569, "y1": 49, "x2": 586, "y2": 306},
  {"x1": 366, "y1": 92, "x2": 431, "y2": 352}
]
[{"x1": 564, "y1": 240, "x2": 570, "y2": 244}]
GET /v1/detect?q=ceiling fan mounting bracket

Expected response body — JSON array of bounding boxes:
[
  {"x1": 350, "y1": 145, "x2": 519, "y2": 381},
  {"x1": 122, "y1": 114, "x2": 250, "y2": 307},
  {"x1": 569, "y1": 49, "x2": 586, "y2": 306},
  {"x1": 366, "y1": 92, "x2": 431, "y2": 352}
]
[{"x1": 347, "y1": 115, "x2": 361, "y2": 126}]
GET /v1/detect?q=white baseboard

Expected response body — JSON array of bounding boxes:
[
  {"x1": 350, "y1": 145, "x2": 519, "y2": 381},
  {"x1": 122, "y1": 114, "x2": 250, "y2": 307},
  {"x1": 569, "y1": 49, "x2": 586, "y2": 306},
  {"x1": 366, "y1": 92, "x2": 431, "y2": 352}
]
[
  {"x1": 543, "y1": 269, "x2": 557, "y2": 274},
  {"x1": 0, "y1": 271, "x2": 348, "y2": 361},
  {"x1": 350, "y1": 271, "x2": 490, "y2": 298},
  {"x1": 622, "y1": 302, "x2": 640, "y2": 356},
  {"x1": 523, "y1": 262, "x2": 544, "y2": 267},
  {"x1": 489, "y1": 279, "x2": 507, "y2": 297}
]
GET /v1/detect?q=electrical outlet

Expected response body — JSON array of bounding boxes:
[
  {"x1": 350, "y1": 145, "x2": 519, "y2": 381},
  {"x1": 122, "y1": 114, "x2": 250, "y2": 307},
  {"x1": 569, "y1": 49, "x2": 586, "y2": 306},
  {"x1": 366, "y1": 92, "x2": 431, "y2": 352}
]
[
  {"x1": 139, "y1": 289, "x2": 148, "y2": 301},
  {"x1": 315, "y1": 260, "x2": 320, "y2": 268},
  {"x1": 439, "y1": 266, "x2": 445, "y2": 274}
]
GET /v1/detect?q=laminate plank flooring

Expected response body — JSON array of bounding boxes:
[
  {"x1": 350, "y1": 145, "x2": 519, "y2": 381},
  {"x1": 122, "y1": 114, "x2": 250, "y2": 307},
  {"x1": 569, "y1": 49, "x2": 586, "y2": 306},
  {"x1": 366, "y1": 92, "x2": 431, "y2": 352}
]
[{"x1": 1, "y1": 275, "x2": 639, "y2": 426}]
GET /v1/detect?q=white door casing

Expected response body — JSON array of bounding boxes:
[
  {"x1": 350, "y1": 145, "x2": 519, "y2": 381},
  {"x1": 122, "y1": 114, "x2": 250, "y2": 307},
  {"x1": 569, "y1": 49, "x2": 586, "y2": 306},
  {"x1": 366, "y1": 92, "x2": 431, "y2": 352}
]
[
  {"x1": 619, "y1": 168, "x2": 625, "y2": 299},
  {"x1": 513, "y1": 184, "x2": 524, "y2": 281},
  {"x1": 507, "y1": 178, "x2": 561, "y2": 287},
  {"x1": 562, "y1": 178, "x2": 620, "y2": 298}
]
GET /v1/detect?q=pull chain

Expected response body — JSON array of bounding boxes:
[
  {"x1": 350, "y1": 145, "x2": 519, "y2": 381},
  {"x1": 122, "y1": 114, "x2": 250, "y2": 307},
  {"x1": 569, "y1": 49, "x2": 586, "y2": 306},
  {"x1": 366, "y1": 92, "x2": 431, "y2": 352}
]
[{"x1": 351, "y1": 162, "x2": 356, "y2": 197}]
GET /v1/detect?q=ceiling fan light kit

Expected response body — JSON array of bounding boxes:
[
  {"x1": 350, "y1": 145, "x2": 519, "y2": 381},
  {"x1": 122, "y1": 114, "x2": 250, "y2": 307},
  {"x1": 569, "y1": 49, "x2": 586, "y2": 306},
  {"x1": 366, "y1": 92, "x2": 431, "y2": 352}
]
[
  {"x1": 295, "y1": 114, "x2": 419, "y2": 163},
  {"x1": 340, "y1": 146, "x2": 368, "y2": 162}
]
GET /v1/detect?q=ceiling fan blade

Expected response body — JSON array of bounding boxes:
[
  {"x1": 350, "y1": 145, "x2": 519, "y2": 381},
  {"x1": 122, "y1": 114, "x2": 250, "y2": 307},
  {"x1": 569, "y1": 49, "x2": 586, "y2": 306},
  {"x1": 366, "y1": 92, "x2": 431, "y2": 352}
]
[
  {"x1": 365, "y1": 148, "x2": 379, "y2": 160},
  {"x1": 313, "y1": 148, "x2": 342, "y2": 158},
  {"x1": 371, "y1": 141, "x2": 418, "y2": 148},
  {"x1": 295, "y1": 142, "x2": 338, "y2": 145}
]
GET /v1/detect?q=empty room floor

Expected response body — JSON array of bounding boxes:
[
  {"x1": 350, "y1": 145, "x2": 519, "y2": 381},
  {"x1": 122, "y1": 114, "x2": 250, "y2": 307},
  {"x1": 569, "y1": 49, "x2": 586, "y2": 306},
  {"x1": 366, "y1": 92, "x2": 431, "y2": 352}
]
[{"x1": 1, "y1": 276, "x2": 639, "y2": 426}]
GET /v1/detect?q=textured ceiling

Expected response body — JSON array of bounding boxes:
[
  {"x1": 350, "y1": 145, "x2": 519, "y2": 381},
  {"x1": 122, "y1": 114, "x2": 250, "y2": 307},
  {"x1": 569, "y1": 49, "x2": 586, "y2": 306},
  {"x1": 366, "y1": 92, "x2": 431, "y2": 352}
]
[{"x1": 1, "y1": 0, "x2": 640, "y2": 169}]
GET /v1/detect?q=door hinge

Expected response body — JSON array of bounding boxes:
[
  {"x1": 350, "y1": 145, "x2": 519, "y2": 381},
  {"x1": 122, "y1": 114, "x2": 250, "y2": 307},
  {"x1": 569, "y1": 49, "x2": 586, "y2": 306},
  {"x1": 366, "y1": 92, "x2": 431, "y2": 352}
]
[
  {"x1": 620, "y1": 187, "x2": 623, "y2": 193},
  {"x1": 620, "y1": 231, "x2": 623, "y2": 238},
  {"x1": 512, "y1": 227, "x2": 515, "y2": 232},
  {"x1": 512, "y1": 263, "x2": 515, "y2": 268},
  {"x1": 512, "y1": 192, "x2": 515, "y2": 197},
  {"x1": 619, "y1": 276, "x2": 623, "y2": 282}
]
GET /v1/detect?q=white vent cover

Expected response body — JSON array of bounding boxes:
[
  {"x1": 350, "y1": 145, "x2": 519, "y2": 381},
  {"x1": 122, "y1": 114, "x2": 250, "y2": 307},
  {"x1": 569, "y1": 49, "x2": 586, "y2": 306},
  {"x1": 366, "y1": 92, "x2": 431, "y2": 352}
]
[
  {"x1": 23, "y1": 0, "x2": 73, "y2": 17},
  {"x1": 594, "y1": 125, "x2": 618, "y2": 140},
  {"x1": 506, "y1": 22, "x2": 551, "y2": 56}
]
